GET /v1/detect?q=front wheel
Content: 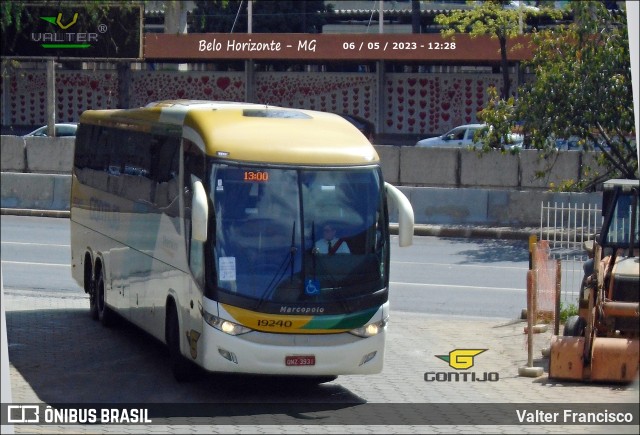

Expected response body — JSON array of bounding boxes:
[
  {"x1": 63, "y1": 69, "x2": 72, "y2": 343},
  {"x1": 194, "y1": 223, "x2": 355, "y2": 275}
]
[{"x1": 166, "y1": 305, "x2": 198, "y2": 382}]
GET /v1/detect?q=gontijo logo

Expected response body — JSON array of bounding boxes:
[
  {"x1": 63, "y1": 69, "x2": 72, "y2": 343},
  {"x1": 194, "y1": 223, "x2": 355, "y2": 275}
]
[
  {"x1": 435, "y1": 348, "x2": 486, "y2": 369},
  {"x1": 425, "y1": 348, "x2": 499, "y2": 382},
  {"x1": 32, "y1": 11, "x2": 104, "y2": 49}
]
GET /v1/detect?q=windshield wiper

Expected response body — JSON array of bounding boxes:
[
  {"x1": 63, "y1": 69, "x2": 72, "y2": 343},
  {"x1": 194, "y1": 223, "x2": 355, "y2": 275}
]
[{"x1": 256, "y1": 221, "x2": 298, "y2": 309}]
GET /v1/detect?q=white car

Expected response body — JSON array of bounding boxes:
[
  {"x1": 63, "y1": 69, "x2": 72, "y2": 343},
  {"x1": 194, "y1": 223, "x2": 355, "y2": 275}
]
[
  {"x1": 416, "y1": 123, "x2": 523, "y2": 149},
  {"x1": 23, "y1": 123, "x2": 77, "y2": 137}
]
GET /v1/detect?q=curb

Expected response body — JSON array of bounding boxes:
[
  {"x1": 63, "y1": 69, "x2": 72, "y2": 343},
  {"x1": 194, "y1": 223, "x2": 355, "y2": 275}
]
[
  {"x1": 1, "y1": 208, "x2": 70, "y2": 218},
  {"x1": 2, "y1": 208, "x2": 534, "y2": 240}
]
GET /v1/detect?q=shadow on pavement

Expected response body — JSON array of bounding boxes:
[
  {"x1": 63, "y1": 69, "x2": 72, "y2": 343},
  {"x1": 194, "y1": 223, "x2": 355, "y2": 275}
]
[
  {"x1": 6, "y1": 308, "x2": 366, "y2": 411},
  {"x1": 444, "y1": 238, "x2": 530, "y2": 264}
]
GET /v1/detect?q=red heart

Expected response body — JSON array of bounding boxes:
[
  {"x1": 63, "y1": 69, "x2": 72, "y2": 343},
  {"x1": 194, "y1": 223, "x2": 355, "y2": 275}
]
[{"x1": 216, "y1": 77, "x2": 230, "y2": 90}]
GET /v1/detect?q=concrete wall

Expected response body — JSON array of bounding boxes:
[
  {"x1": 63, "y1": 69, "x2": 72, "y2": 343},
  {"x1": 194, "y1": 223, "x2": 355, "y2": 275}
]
[
  {"x1": 1, "y1": 136, "x2": 606, "y2": 189},
  {"x1": 1, "y1": 136, "x2": 605, "y2": 224},
  {"x1": 385, "y1": 186, "x2": 601, "y2": 227},
  {"x1": 1, "y1": 171, "x2": 602, "y2": 225},
  {"x1": 1, "y1": 172, "x2": 71, "y2": 210},
  {"x1": 1, "y1": 136, "x2": 608, "y2": 190},
  {"x1": 1, "y1": 136, "x2": 74, "y2": 173}
]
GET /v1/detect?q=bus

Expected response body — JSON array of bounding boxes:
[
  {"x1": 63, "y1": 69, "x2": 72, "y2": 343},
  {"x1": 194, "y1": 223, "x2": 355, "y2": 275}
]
[{"x1": 70, "y1": 100, "x2": 414, "y2": 381}]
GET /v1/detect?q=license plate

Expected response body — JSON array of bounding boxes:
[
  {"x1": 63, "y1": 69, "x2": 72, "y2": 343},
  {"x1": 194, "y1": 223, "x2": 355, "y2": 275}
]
[{"x1": 285, "y1": 355, "x2": 316, "y2": 366}]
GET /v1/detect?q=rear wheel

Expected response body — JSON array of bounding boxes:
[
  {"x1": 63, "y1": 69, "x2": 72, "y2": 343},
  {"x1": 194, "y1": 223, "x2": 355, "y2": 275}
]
[
  {"x1": 88, "y1": 276, "x2": 98, "y2": 321},
  {"x1": 166, "y1": 304, "x2": 198, "y2": 382},
  {"x1": 563, "y1": 315, "x2": 586, "y2": 337},
  {"x1": 96, "y1": 270, "x2": 114, "y2": 327}
]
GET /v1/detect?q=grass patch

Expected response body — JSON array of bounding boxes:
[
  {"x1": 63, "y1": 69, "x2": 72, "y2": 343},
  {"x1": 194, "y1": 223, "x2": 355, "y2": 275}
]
[{"x1": 559, "y1": 301, "x2": 578, "y2": 323}]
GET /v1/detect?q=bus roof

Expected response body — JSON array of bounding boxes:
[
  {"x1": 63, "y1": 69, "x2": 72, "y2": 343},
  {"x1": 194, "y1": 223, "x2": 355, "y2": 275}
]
[{"x1": 79, "y1": 100, "x2": 379, "y2": 166}]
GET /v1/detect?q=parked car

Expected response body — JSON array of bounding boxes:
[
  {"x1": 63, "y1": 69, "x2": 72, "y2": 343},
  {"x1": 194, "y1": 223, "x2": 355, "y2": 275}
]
[
  {"x1": 23, "y1": 123, "x2": 77, "y2": 137},
  {"x1": 338, "y1": 113, "x2": 375, "y2": 142},
  {"x1": 415, "y1": 123, "x2": 523, "y2": 149}
]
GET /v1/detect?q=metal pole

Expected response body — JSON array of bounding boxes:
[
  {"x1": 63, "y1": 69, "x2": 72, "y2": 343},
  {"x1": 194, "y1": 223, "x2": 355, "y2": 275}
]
[
  {"x1": 554, "y1": 259, "x2": 562, "y2": 335},
  {"x1": 245, "y1": 1, "x2": 254, "y2": 103},
  {"x1": 46, "y1": 59, "x2": 56, "y2": 136}
]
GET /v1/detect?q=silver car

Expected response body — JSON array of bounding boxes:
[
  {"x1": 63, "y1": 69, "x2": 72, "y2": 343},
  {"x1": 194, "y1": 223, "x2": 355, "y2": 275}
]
[
  {"x1": 416, "y1": 123, "x2": 523, "y2": 149},
  {"x1": 415, "y1": 124, "x2": 487, "y2": 148},
  {"x1": 23, "y1": 123, "x2": 78, "y2": 137}
]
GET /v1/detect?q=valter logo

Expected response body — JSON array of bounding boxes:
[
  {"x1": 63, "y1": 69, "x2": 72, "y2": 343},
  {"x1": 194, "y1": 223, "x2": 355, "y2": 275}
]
[
  {"x1": 31, "y1": 11, "x2": 100, "y2": 49},
  {"x1": 425, "y1": 348, "x2": 499, "y2": 382}
]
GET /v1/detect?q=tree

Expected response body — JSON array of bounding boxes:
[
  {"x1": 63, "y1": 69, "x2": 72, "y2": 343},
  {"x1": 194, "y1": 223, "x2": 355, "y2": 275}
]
[
  {"x1": 191, "y1": 0, "x2": 331, "y2": 33},
  {"x1": 479, "y1": 1, "x2": 637, "y2": 189},
  {"x1": 435, "y1": 1, "x2": 559, "y2": 99}
]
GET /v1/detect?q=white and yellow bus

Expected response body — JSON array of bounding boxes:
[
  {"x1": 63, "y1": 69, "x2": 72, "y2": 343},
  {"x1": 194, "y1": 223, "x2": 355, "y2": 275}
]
[{"x1": 71, "y1": 100, "x2": 413, "y2": 381}]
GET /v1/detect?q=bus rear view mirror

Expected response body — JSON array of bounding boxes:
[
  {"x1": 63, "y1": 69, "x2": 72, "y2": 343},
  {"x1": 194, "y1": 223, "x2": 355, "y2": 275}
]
[
  {"x1": 385, "y1": 182, "x2": 414, "y2": 247},
  {"x1": 192, "y1": 180, "x2": 209, "y2": 242}
]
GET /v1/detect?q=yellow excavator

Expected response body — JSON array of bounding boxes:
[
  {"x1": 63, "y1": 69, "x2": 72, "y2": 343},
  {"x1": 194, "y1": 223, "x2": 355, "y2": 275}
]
[{"x1": 549, "y1": 179, "x2": 639, "y2": 383}]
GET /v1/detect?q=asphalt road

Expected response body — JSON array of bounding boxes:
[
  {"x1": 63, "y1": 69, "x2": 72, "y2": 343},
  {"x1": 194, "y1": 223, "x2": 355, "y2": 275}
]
[{"x1": 0, "y1": 215, "x2": 561, "y2": 320}]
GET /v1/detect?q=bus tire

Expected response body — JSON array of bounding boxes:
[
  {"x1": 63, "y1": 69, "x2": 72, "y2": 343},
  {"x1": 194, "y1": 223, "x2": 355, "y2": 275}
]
[
  {"x1": 96, "y1": 270, "x2": 114, "y2": 327},
  {"x1": 166, "y1": 305, "x2": 197, "y2": 382},
  {"x1": 88, "y1": 276, "x2": 98, "y2": 321}
]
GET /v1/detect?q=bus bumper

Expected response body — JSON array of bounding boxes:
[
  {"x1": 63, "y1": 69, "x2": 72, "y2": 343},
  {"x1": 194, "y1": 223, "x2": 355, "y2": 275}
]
[{"x1": 198, "y1": 325, "x2": 386, "y2": 376}]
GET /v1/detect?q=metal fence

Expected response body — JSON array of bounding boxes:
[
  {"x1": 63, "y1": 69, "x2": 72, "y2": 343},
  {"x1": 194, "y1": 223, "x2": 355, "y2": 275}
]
[{"x1": 538, "y1": 201, "x2": 603, "y2": 307}]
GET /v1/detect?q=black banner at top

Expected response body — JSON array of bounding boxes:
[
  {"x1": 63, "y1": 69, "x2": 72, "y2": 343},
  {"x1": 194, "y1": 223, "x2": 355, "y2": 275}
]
[{"x1": 1, "y1": 5, "x2": 142, "y2": 59}]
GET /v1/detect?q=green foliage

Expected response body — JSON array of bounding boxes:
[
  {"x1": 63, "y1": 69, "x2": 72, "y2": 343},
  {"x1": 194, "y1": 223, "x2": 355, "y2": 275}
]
[
  {"x1": 479, "y1": 1, "x2": 637, "y2": 189},
  {"x1": 435, "y1": 1, "x2": 561, "y2": 99},
  {"x1": 559, "y1": 301, "x2": 578, "y2": 324}
]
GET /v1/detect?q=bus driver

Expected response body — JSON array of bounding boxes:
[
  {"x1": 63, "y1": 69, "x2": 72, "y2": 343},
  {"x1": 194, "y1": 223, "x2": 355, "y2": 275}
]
[{"x1": 314, "y1": 224, "x2": 350, "y2": 255}]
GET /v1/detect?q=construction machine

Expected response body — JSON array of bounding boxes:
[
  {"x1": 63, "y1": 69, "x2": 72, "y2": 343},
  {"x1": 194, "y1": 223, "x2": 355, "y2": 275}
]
[{"x1": 549, "y1": 179, "x2": 639, "y2": 383}]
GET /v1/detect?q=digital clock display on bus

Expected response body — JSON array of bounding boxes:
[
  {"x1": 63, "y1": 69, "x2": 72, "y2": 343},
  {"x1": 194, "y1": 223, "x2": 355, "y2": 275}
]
[{"x1": 244, "y1": 170, "x2": 269, "y2": 182}]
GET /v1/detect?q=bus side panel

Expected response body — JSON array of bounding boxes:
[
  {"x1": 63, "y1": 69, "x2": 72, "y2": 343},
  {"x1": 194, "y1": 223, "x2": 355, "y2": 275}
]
[{"x1": 70, "y1": 167, "x2": 190, "y2": 341}]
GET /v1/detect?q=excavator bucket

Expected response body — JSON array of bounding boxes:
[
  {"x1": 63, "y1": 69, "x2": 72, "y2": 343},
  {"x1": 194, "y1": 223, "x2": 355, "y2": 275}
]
[
  {"x1": 590, "y1": 337, "x2": 639, "y2": 383},
  {"x1": 549, "y1": 335, "x2": 585, "y2": 381}
]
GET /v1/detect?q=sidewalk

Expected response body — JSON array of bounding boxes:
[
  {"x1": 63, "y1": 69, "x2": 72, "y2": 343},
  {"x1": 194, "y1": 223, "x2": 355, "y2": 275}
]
[{"x1": 2, "y1": 287, "x2": 638, "y2": 434}]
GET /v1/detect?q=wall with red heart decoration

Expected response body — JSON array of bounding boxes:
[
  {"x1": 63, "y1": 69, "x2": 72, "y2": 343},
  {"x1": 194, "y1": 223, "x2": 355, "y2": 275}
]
[{"x1": 2, "y1": 68, "x2": 517, "y2": 136}]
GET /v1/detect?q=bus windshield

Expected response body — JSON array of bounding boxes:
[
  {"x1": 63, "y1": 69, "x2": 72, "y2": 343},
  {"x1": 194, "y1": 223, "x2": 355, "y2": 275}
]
[{"x1": 209, "y1": 164, "x2": 388, "y2": 312}]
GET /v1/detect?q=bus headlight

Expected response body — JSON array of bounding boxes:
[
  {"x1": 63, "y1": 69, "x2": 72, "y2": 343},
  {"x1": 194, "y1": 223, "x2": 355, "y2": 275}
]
[
  {"x1": 203, "y1": 310, "x2": 252, "y2": 336},
  {"x1": 349, "y1": 317, "x2": 387, "y2": 338}
]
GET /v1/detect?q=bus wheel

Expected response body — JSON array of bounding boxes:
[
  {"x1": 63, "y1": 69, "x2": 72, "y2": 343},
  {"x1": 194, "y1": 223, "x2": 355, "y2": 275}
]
[
  {"x1": 96, "y1": 270, "x2": 114, "y2": 327},
  {"x1": 88, "y1": 276, "x2": 98, "y2": 321},
  {"x1": 166, "y1": 305, "x2": 198, "y2": 382}
]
